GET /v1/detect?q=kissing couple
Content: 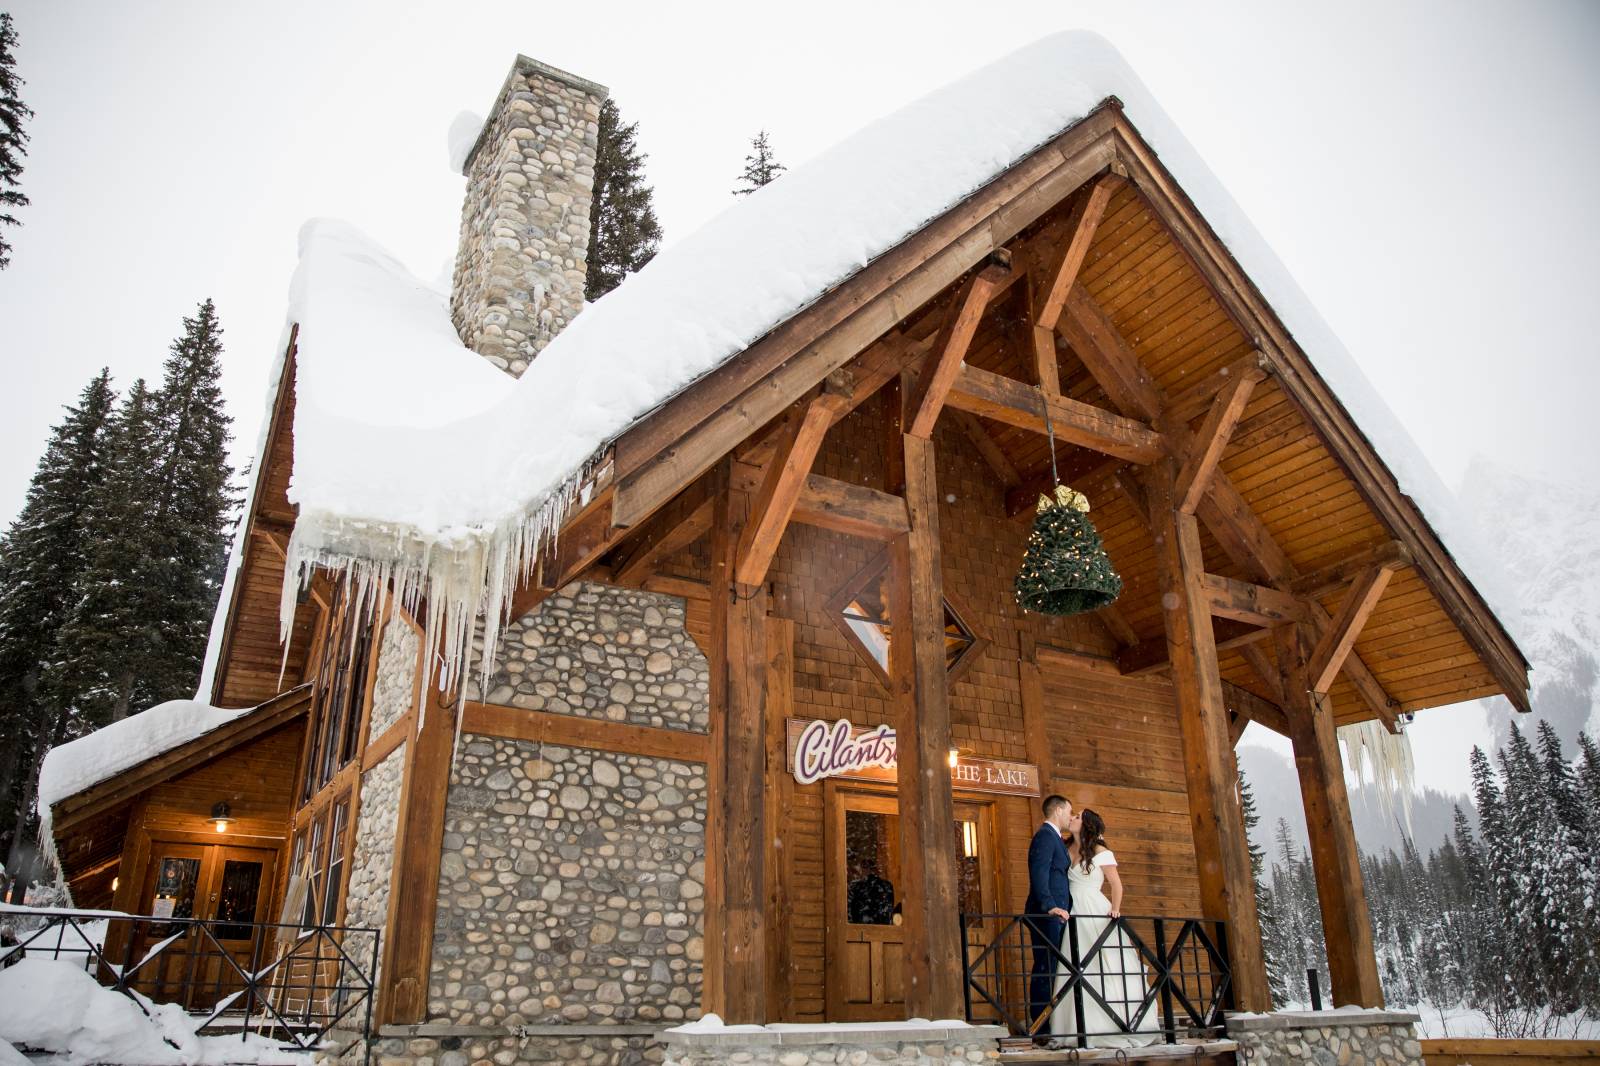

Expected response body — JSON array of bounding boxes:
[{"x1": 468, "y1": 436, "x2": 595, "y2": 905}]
[{"x1": 1024, "y1": 794, "x2": 1159, "y2": 1049}]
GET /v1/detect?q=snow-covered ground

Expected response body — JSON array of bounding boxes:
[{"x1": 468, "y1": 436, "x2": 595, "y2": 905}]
[
  {"x1": 0, "y1": 959, "x2": 310, "y2": 1066},
  {"x1": 1274, "y1": 1000, "x2": 1600, "y2": 1041}
]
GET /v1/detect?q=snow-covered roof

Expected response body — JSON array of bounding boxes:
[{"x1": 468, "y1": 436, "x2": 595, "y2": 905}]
[
  {"x1": 197, "y1": 30, "x2": 1517, "y2": 699},
  {"x1": 37, "y1": 700, "x2": 249, "y2": 816}
]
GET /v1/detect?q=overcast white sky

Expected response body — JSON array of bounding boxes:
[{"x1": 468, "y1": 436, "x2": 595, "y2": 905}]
[{"x1": 2, "y1": 1, "x2": 1597, "y2": 796}]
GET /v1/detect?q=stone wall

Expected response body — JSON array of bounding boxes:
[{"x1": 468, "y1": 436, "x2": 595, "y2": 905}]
[
  {"x1": 471, "y1": 582, "x2": 710, "y2": 733},
  {"x1": 369, "y1": 616, "x2": 421, "y2": 742},
  {"x1": 429, "y1": 736, "x2": 707, "y2": 1029},
  {"x1": 1226, "y1": 1010, "x2": 1424, "y2": 1066},
  {"x1": 451, "y1": 56, "x2": 606, "y2": 377},
  {"x1": 345, "y1": 744, "x2": 406, "y2": 988},
  {"x1": 367, "y1": 1032, "x2": 660, "y2": 1066}
]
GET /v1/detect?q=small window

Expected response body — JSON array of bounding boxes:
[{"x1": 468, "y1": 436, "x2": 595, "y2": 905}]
[
  {"x1": 322, "y1": 802, "x2": 349, "y2": 926},
  {"x1": 827, "y1": 551, "x2": 985, "y2": 687}
]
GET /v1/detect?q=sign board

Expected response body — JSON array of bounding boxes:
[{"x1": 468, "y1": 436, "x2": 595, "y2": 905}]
[{"x1": 786, "y1": 717, "x2": 1041, "y2": 798}]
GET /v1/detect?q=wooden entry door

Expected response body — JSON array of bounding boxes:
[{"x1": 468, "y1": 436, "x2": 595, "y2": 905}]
[
  {"x1": 825, "y1": 788, "x2": 998, "y2": 1021},
  {"x1": 132, "y1": 840, "x2": 277, "y2": 1008}
]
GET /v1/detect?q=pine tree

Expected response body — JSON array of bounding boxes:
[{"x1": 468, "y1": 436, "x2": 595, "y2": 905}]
[
  {"x1": 585, "y1": 99, "x2": 661, "y2": 301},
  {"x1": 0, "y1": 370, "x2": 117, "y2": 890},
  {"x1": 732, "y1": 129, "x2": 785, "y2": 196},
  {"x1": 0, "y1": 12, "x2": 32, "y2": 269},
  {"x1": 1240, "y1": 775, "x2": 1289, "y2": 1006},
  {"x1": 47, "y1": 378, "x2": 166, "y2": 727},
  {"x1": 144, "y1": 298, "x2": 236, "y2": 701}
]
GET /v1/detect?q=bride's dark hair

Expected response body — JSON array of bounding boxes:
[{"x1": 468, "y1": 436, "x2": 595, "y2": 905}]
[{"x1": 1076, "y1": 809, "x2": 1107, "y2": 874}]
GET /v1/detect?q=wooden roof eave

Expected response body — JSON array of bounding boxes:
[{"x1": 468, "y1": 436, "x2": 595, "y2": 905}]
[
  {"x1": 48, "y1": 684, "x2": 313, "y2": 840},
  {"x1": 1103, "y1": 114, "x2": 1531, "y2": 713},
  {"x1": 605, "y1": 102, "x2": 1126, "y2": 533},
  {"x1": 208, "y1": 327, "x2": 300, "y2": 706}
]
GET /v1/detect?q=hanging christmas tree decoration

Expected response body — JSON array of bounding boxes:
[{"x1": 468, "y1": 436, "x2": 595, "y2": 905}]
[{"x1": 1014, "y1": 391, "x2": 1123, "y2": 617}]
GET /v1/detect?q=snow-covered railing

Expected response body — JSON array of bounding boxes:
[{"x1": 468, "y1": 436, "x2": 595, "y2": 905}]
[
  {"x1": 0, "y1": 907, "x2": 379, "y2": 1064},
  {"x1": 960, "y1": 911, "x2": 1232, "y2": 1048}
]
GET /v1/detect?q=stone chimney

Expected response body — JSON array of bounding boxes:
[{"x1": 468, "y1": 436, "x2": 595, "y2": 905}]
[{"x1": 451, "y1": 56, "x2": 608, "y2": 377}]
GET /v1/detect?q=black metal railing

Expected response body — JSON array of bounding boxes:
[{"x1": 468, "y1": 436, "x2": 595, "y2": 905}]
[
  {"x1": 960, "y1": 912, "x2": 1231, "y2": 1047},
  {"x1": 0, "y1": 909, "x2": 378, "y2": 1063}
]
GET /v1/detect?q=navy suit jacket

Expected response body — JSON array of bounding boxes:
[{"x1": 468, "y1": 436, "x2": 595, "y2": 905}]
[{"x1": 1025, "y1": 823, "x2": 1072, "y2": 915}]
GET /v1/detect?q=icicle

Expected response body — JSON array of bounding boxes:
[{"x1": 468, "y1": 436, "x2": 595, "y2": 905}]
[
  {"x1": 278, "y1": 453, "x2": 607, "y2": 719},
  {"x1": 1338, "y1": 718, "x2": 1416, "y2": 837}
]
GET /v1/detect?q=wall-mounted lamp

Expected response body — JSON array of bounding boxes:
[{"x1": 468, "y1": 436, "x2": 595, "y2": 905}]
[
  {"x1": 210, "y1": 801, "x2": 232, "y2": 834},
  {"x1": 947, "y1": 747, "x2": 961, "y2": 769},
  {"x1": 111, "y1": 876, "x2": 119, "y2": 892}
]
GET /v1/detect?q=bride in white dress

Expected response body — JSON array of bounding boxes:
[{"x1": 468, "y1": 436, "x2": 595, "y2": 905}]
[{"x1": 1049, "y1": 809, "x2": 1160, "y2": 1048}]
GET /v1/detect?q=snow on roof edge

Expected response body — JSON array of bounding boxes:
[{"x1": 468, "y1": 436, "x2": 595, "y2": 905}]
[{"x1": 271, "y1": 31, "x2": 1524, "y2": 702}]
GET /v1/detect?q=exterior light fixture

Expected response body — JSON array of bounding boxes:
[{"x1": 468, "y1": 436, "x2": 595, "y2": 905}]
[
  {"x1": 961, "y1": 820, "x2": 979, "y2": 859},
  {"x1": 111, "y1": 876, "x2": 119, "y2": 892},
  {"x1": 211, "y1": 801, "x2": 232, "y2": 834},
  {"x1": 947, "y1": 747, "x2": 961, "y2": 769}
]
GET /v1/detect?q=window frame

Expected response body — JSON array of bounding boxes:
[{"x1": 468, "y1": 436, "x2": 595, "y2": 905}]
[{"x1": 825, "y1": 549, "x2": 989, "y2": 689}]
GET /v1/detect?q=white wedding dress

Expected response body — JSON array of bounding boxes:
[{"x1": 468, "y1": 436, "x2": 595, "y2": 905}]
[{"x1": 1048, "y1": 850, "x2": 1160, "y2": 1047}]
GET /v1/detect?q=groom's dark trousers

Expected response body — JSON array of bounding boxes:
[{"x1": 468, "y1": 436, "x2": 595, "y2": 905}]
[{"x1": 1024, "y1": 823, "x2": 1072, "y2": 1030}]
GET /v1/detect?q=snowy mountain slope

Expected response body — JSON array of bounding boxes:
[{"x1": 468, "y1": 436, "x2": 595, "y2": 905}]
[{"x1": 1458, "y1": 456, "x2": 1600, "y2": 751}]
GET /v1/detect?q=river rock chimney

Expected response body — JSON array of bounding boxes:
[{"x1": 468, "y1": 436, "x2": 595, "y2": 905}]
[{"x1": 450, "y1": 56, "x2": 607, "y2": 377}]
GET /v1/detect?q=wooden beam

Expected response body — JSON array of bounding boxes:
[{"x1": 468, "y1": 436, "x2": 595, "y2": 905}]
[
  {"x1": 891, "y1": 433, "x2": 964, "y2": 1018},
  {"x1": 1034, "y1": 174, "x2": 1120, "y2": 331},
  {"x1": 1274, "y1": 622, "x2": 1384, "y2": 1007},
  {"x1": 762, "y1": 617, "x2": 796, "y2": 1020},
  {"x1": 1004, "y1": 454, "x2": 1121, "y2": 520},
  {"x1": 380, "y1": 651, "x2": 457, "y2": 1024},
  {"x1": 1165, "y1": 352, "x2": 1273, "y2": 426},
  {"x1": 1240, "y1": 643, "x2": 1286, "y2": 705},
  {"x1": 1222, "y1": 679, "x2": 1290, "y2": 739},
  {"x1": 1174, "y1": 368, "x2": 1264, "y2": 513},
  {"x1": 1309, "y1": 565, "x2": 1396, "y2": 694},
  {"x1": 1018, "y1": 634, "x2": 1054, "y2": 784},
  {"x1": 947, "y1": 363, "x2": 1163, "y2": 464},
  {"x1": 790, "y1": 473, "x2": 910, "y2": 541},
  {"x1": 1097, "y1": 604, "x2": 1140, "y2": 648},
  {"x1": 906, "y1": 263, "x2": 1011, "y2": 438},
  {"x1": 708, "y1": 467, "x2": 769, "y2": 1023},
  {"x1": 1117, "y1": 616, "x2": 1270, "y2": 676},
  {"x1": 461, "y1": 701, "x2": 712, "y2": 763},
  {"x1": 1148, "y1": 460, "x2": 1270, "y2": 1011},
  {"x1": 952, "y1": 410, "x2": 1021, "y2": 487},
  {"x1": 1201, "y1": 572, "x2": 1309, "y2": 628},
  {"x1": 609, "y1": 477, "x2": 717, "y2": 588},
  {"x1": 734, "y1": 390, "x2": 849, "y2": 586},
  {"x1": 610, "y1": 115, "x2": 1118, "y2": 528},
  {"x1": 1290, "y1": 540, "x2": 1413, "y2": 600}
]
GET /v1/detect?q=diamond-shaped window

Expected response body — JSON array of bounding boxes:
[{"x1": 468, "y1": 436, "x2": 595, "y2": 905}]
[{"x1": 828, "y1": 551, "x2": 986, "y2": 687}]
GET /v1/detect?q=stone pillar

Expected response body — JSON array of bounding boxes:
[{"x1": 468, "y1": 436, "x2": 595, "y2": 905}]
[
  {"x1": 451, "y1": 56, "x2": 606, "y2": 377},
  {"x1": 1226, "y1": 1009, "x2": 1425, "y2": 1066}
]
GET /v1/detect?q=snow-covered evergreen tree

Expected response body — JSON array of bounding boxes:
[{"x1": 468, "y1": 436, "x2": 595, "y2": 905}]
[
  {"x1": 1241, "y1": 775, "x2": 1289, "y2": 1006},
  {"x1": 47, "y1": 378, "x2": 166, "y2": 726},
  {"x1": 0, "y1": 370, "x2": 116, "y2": 892},
  {"x1": 0, "y1": 11, "x2": 30, "y2": 269},
  {"x1": 585, "y1": 99, "x2": 661, "y2": 301},
  {"x1": 732, "y1": 129, "x2": 785, "y2": 196}
]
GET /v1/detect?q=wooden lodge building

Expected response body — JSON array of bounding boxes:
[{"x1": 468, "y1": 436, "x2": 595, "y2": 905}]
[{"x1": 39, "y1": 34, "x2": 1530, "y2": 1066}]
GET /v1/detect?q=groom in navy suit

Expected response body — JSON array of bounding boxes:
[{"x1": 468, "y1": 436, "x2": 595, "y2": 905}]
[{"x1": 1025, "y1": 794, "x2": 1073, "y2": 1035}]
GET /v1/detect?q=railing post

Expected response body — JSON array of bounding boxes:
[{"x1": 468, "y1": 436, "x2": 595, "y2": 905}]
[
  {"x1": 1067, "y1": 916, "x2": 1087, "y2": 1049},
  {"x1": 1154, "y1": 917, "x2": 1175, "y2": 1045},
  {"x1": 365, "y1": 930, "x2": 381, "y2": 1066},
  {"x1": 240, "y1": 919, "x2": 266, "y2": 1045}
]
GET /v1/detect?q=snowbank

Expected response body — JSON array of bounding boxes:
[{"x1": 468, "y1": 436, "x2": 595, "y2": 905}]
[
  {"x1": 247, "y1": 31, "x2": 1519, "y2": 699},
  {"x1": 37, "y1": 701, "x2": 247, "y2": 816},
  {"x1": 0, "y1": 958, "x2": 306, "y2": 1065}
]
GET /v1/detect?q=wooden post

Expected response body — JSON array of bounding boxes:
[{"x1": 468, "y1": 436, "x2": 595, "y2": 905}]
[
  {"x1": 1274, "y1": 622, "x2": 1385, "y2": 1008},
  {"x1": 708, "y1": 461, "x2": 769, "y2": 1023},
  {"x1": 379, "y1": 651, "x2": 457, "y2": 1023},
  {"x1": 889, "y1": 433, "x2": 964, "y2": 1018},
  {"x1": 1148, "y1": 460, "x2": 1271, "y2": 1011},
  {"x1": 763, "y1": 616, "x2": 796, "y2": 1021}
]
